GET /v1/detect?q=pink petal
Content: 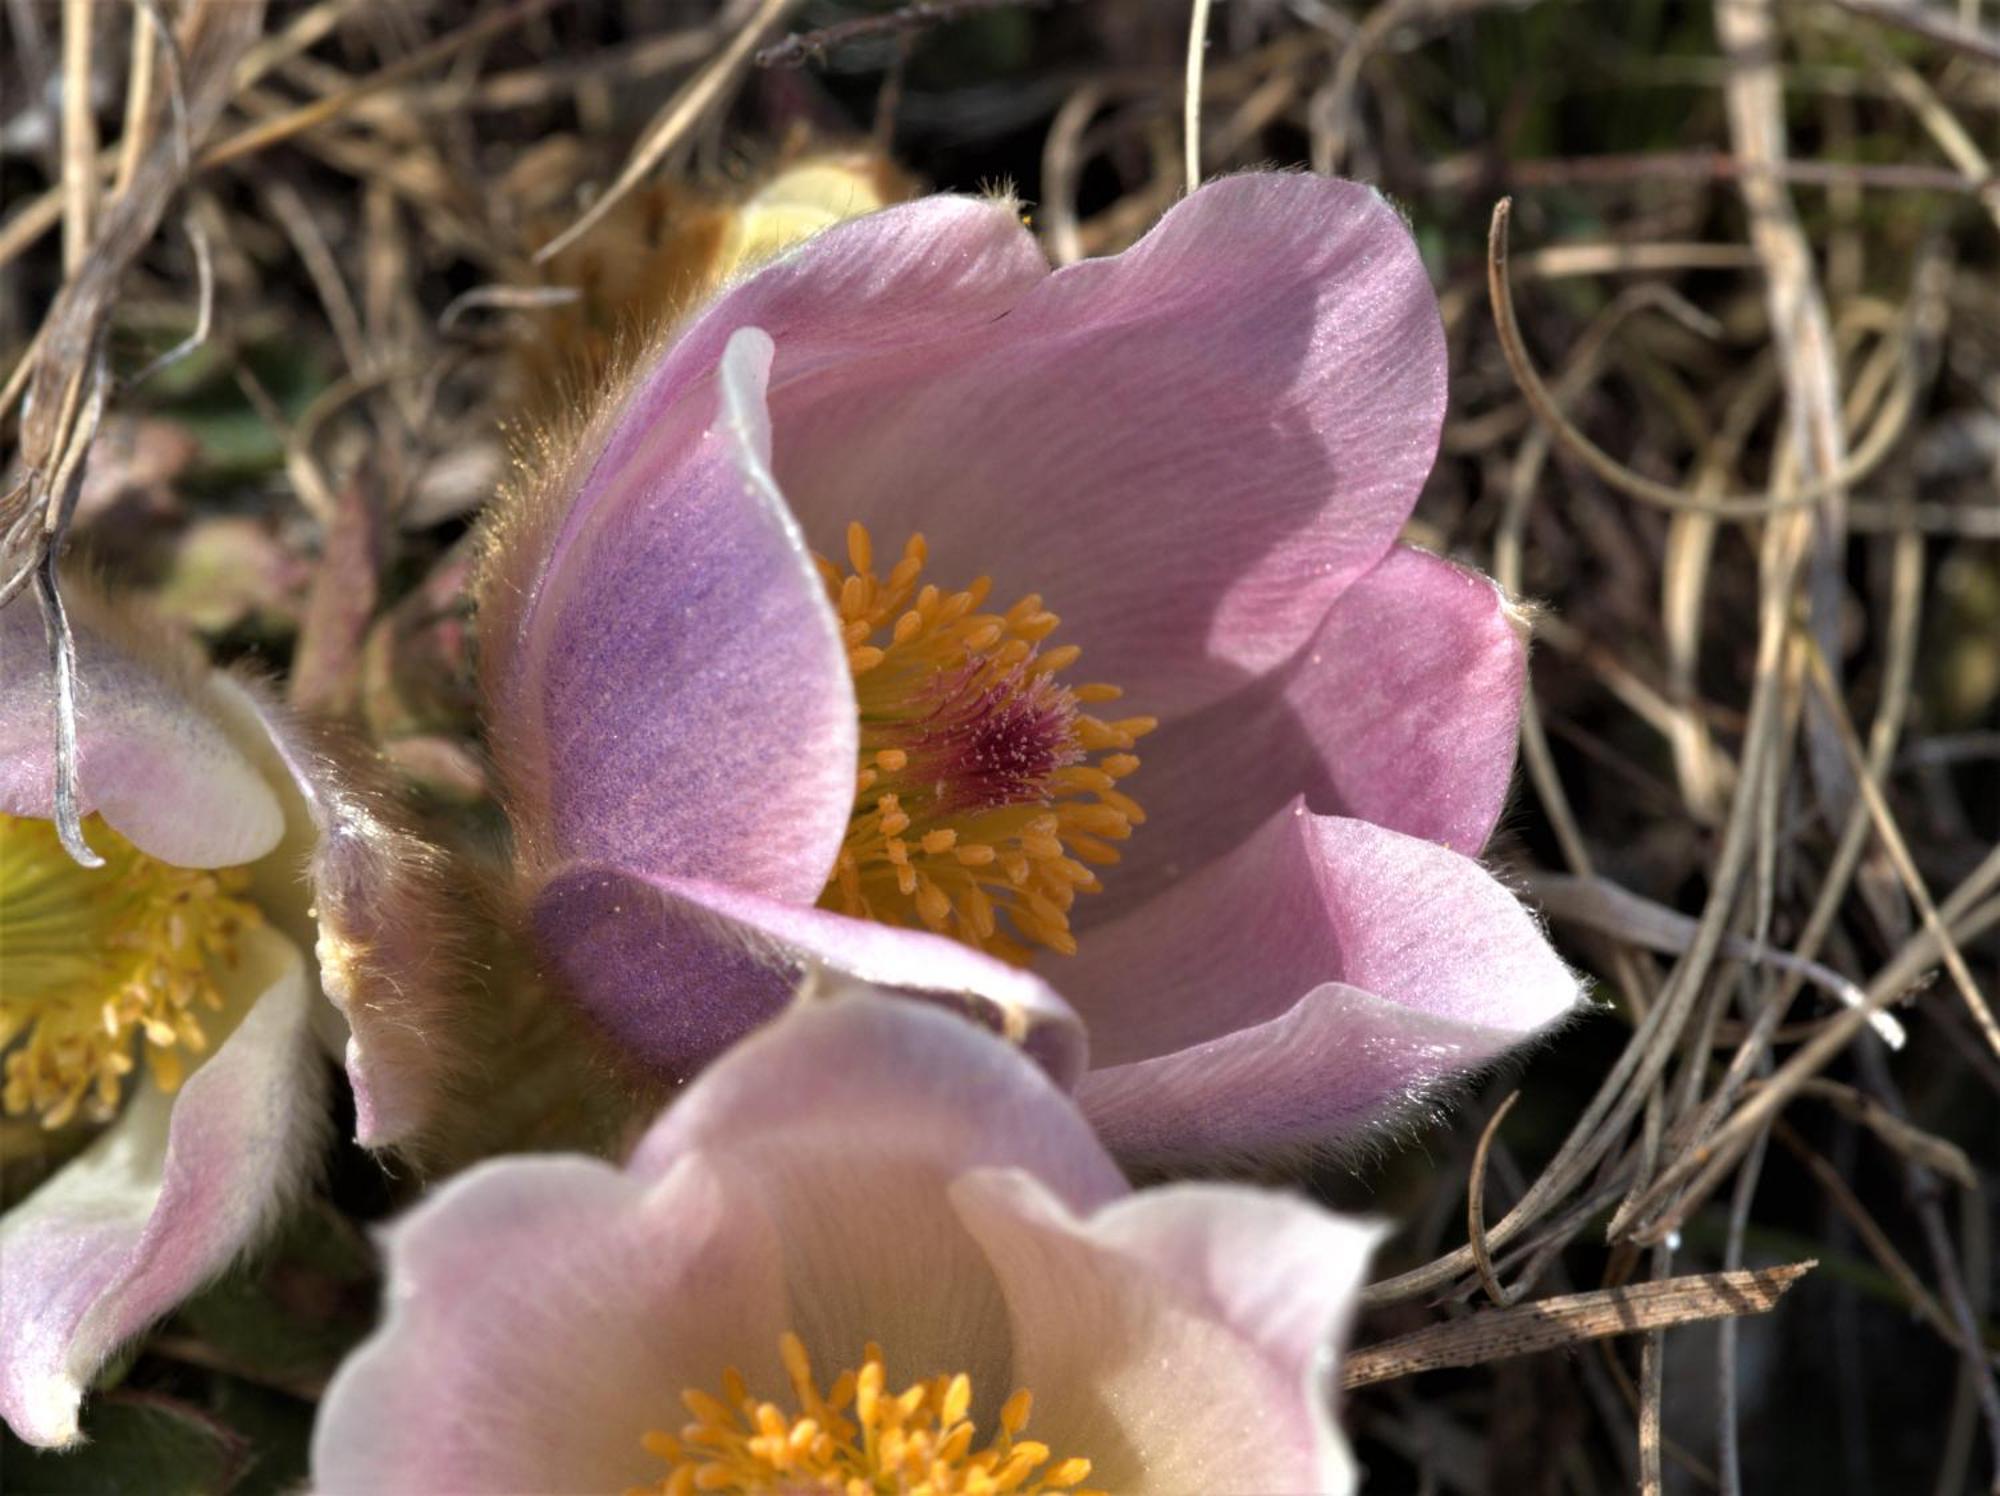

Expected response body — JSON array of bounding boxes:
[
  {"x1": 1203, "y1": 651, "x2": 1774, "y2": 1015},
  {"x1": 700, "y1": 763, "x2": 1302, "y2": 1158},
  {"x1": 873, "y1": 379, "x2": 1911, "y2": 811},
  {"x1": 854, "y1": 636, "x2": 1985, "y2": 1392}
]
[
  {"x1": 491, "y1": 328, "x2": 856, "y2": 904},
  {"x1": 952, "y1": 1169, "x2": 1378, "y2": 1493},
  {"x1": 312, "y1": 1154, "x2": 789, "y2": 1494},
  {"x1": 1078, "y1": 982, "x2": 1558, "y2": 1165},
  {"x1": 483, "y1": 198, "x2": 1046, "y2": 894},
  {"x1": 568, "y1": 197, "x2": 1048, "y2": 511},
  {"x1": 1297, "y1": 548, "x2": 1523, "y2": 852},
  {"x1": 764, "y1": 173, "x2": 1449, "y2": 720},
  {"x1": 313, "y1": 993, "x2": 1131, "y2": 1493},
  {"x1": 1071, "y1": 802, "x2": 1579, "y2": 1060},
  {"x1": 0, "y1": 591, "x2": 284, "y2": 867},
  {"x1": 630, "y1": 987, "x2": 1118, "y2": 1199},
  {"x1": 626, "y1": 991, "x2": 1125, "y2": 1398},
  {"x1": 532, "y1": 863, "x2": 1089, "y2": 1089},
  {"x1": 0, "y1": 926, "x2": 325, "y2": 1447},
  {"x1": 1, "y1": 597, "x2": 463, "y2": 1155},
  {"x1": 1091, "y1": 544, "x2": 1524, "y2": 925},
  {"x1": 1059, "y1": 802, "x2": 1580, "y2": 1158}
]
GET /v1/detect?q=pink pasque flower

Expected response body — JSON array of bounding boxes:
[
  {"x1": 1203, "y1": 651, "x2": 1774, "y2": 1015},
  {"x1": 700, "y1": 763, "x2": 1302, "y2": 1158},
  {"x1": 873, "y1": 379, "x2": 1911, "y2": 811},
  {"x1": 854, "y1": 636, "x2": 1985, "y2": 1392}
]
[
  {"x1": 478, "y1": 171, "x2": 1581, "y2": 1163},
  {"x1": 0, "y1": 588, "x2": 461, "y2": 1446},
  {"x1": 311, "y1": 988, "x2": 1380, "y2": 1495}
]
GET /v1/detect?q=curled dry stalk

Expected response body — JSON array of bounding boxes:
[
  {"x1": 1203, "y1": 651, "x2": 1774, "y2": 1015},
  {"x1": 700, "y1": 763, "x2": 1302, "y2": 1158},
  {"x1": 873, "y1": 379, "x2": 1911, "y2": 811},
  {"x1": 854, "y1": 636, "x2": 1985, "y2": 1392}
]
[
  {"x1": 1361, "y1": 201, "x2": 1824, "y2": 1314},
  {"x1": 1337, "y1": 1, "x2": 1998, "y2": 1482}
]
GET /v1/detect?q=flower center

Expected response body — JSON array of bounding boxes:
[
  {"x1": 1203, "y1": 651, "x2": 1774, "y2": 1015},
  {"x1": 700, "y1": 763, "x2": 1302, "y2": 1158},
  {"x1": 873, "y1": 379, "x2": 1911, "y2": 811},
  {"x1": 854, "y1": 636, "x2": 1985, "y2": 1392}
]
[
  {"x1": 632, "y1": 1332, "x2": 1103, "y2": 1496},
  {"x1": 0, "y1": 813, "x2": 260, "y2": 1129},
  {"x1": 814, "y1": 524, "x2": 1153, "y2": 962}
]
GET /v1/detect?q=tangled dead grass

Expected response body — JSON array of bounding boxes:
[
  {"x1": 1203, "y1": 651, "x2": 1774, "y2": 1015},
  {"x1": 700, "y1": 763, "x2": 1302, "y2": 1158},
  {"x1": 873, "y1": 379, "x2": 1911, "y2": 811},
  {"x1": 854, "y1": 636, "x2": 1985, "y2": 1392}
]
[{"x1": 2, "y1": 1, "x2": 1996, "y2": 1491}]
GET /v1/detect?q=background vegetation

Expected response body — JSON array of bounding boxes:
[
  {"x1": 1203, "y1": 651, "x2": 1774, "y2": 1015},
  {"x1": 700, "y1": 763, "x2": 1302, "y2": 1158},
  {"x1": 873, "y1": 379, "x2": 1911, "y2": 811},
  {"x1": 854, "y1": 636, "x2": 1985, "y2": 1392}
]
[{"x1": 3, "y1": 1, "x2": 1997, "y2": 1490}]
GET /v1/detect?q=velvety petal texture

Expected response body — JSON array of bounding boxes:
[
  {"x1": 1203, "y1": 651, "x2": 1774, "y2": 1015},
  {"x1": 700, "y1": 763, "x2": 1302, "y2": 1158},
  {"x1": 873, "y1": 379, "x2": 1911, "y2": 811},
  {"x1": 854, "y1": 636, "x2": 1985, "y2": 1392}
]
[
  {"x1": 630, "y1": 988, "x2": 1117, "y2": 1401},
  {"x1": 312, "y1": 1154, "x2": 789, "y2": 1494},
  {"x1": 2, "y1": 589, "x2": 463, "y2": 1151},
  {"x1": 0, "y1": 926, "x2": 325, "y2": 1447},
  {"x1": 1288, "y1": 546, "x2": 1527, "y2": 854},
  {"x1": 313, "y1": 992, "x2": 1375, "y2": 1495},
  {"x1": 763, "y1": 173, "x2": 1450, "y2": 720},
  {"x1": 532, "y1": 863, "x2": 1087, "y2": 1087},
  {"x1": 953, "y1": 1171, "x2": 1378, "y2": 1492},
  {"x1": 1098, "y1": 543, "x2": 1527, "y2": 925},
  {"x1": 0, "y1": 591, "x2": 283, "y2": 868},
  {"x1": 480, "y1": 199, "x2": 1047, "y2": 885},
  {"x1": 624, "y1": 980, "x2": 1118, "y2": 1199},
  {"x1": 479, "y1": 170, "x2": 1579, "y2": 1159},
  {"x1": 1079, "y1": 982, "x2": 1558, "y2": 1167},
  {"x1": 494, "y1": 328, "x2": 855, "y2": 901},
  {"x1": 1068, "y1": 804, "x2": 1579, "y2": 1161}
]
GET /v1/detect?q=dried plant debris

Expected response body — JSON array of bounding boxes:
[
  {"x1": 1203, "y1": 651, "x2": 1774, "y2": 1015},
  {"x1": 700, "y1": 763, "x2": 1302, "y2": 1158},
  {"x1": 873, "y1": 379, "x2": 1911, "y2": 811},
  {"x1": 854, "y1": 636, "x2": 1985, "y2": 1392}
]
[{"x1": 1, "y1": 2, "x2": 1996, "y2": 1492}]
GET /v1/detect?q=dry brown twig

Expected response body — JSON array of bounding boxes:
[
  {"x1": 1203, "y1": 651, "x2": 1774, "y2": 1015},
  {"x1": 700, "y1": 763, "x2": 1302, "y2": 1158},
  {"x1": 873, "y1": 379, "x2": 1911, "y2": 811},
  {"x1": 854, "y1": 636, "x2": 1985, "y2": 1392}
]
[
  {"x1": 1799, "y1": 639, "x2": 2000, "y2": 1061},
  {"x1": 1342, "y1": 1262, "x2": 1816, "y2": 1389},
  {"x1": 1365, "y1": 187, "x2": 1824, "y2": 1317},
  {"x1": 0, "y1": 0, "x2": 563, "y2": 274},
  {"x1": 1532, "y1": 870, "x2": 1907, "y2": 1048},
  {"x1": 4, "y1": 0, "x2": 268, "y2": 863}
]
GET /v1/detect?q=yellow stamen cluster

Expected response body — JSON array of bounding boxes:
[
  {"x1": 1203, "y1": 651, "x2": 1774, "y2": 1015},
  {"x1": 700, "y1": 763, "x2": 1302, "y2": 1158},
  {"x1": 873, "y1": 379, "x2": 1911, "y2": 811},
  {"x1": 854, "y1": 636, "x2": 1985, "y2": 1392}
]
[
  {"x1": 0, "y1": 813, "x2": 259, "y2": 1129},
  {"x1": 815, "y1": 523, "x2": 1154, "y2": 963},
  {"x1": 631, "y1": 1332, "x2": 1105, "y2": 1496}
]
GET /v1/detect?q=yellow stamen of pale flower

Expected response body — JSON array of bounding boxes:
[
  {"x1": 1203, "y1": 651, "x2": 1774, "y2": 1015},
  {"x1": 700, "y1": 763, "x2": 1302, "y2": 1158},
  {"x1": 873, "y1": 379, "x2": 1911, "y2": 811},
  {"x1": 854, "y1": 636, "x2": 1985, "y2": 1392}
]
[
  {"x1": 630, "y1": 1332, "x2": 1105, "y2": 1496},
  {"x1": 814, "y1": 523, "x2": 1154, "y2": 963},
  {"x1": 0, "y1": 813, "x2": 260, "y2": 1129}
]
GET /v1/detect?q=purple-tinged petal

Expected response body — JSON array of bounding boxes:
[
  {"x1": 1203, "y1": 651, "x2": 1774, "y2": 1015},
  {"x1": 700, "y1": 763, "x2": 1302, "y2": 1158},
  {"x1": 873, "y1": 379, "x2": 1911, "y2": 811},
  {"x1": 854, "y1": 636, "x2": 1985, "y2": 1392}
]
[
  {"x1": 624, "y1": 991, "x2": 1121, "y2": 1405},
  {"x1": 207, "y1": 678, "x2": 469, "y2": 1151},
  {"x1": 1078, "y1": 983, "x2": 1554, "y2": 1166},
  {"x1": 0, "y1": 590, "x2": 283, "y2": 868},
  {"x1": 490, "y1": 328, "x2": 856, "y2": 902},
  {"x1": 0, "y1": 925, "x2": 324, "y2": 1447},
  {"x1": 1056, "y1": 802, "x2": 1579, "y2": 1158},
  {"x1": 1090, "y1": 545, "x2": 1525, "y2": 924},
  {"x1": 313, "y1": 1154, "x2": 789, "y2": 1495},
  {"x1": 952, "y1": 1169, "x2": 1379, "y2": 1493},
  {"x1": 480, "y1": 199, "x2": 1045, "y2": 890},
  {"x1": 532, "y1": 863, "x2": 1088, "y2": 1090},
  {"x1": 765, "y1": 173, "x2": 1449, "y2": 720}
]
